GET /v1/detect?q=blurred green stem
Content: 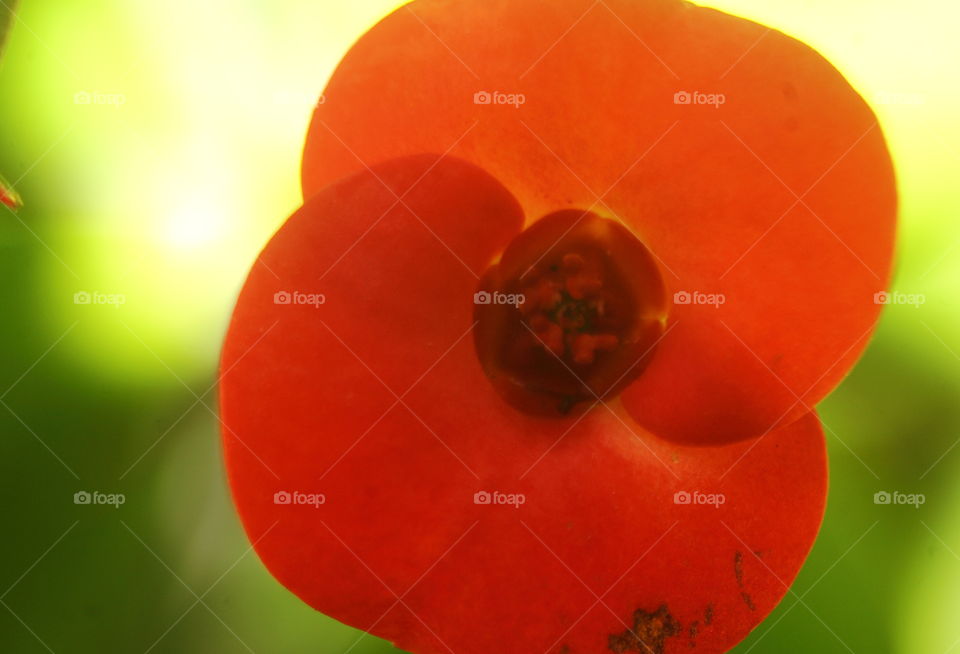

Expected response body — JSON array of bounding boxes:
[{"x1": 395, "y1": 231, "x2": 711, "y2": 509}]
[
  {"x1": 1, "y1": 0, "x2": 19, "y2": 209},
  {"x1": 0, "y1": 0, "x2": 17, "y2": 56}
]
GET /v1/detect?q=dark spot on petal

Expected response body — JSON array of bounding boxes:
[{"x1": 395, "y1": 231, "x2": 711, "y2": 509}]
[
  {"x1": 734, "y1": 551, "x2": 755, "y2": 611},
  {"x1": 782, "y1": 82, "x2": 799, "y2": 101},
  {"x1": 704, "y1": 603, "x2": 714, "y2": 626},
  {"x1": 687, "y1": 620, "x2": 699, "y2": 648},
  {"x1": 608, "y1": 604, "x2": 681, "y2": 654}
]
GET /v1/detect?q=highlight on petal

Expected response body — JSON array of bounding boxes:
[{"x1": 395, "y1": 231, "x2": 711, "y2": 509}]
[{"x1": 301, "y1": 0, "x2": 896, "y2": 443}]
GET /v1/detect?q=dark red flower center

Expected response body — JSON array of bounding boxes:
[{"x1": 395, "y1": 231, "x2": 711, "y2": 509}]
[{"x1": 474, "y1": 210, "x2": 667, "y2": 416}]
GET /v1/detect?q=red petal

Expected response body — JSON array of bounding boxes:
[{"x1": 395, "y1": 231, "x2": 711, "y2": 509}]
[
  {"x1": 0, "y1": 173, "x2": 21, "y2": 209},
  {"x1": 301, "y1": 0, "x2": 895, "y2": 443},
  {"x1": 222, "y1": 157, "x2": 827, "y2": 653}
]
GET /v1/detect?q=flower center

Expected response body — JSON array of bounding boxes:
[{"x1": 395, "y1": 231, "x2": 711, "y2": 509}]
[{"x1": 474, "y1": 210, "x2": 667, "y2": 416}]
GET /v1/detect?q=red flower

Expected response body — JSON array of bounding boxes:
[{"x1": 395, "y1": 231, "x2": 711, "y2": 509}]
[{"x1": 221, "y1": 0, "x2": 895, "y2": 652}]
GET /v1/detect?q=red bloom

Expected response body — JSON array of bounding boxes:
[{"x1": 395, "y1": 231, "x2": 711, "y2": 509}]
[
  {"x1": 0, "y1": 173, "x2": 21, "y2": 209},
  {"x1": 221, "y1": 0, "x2": 895, "y2": 652}
]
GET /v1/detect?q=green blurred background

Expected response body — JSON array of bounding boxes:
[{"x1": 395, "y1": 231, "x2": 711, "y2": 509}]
[{"x1": 0, "y1": 0, "x2": 957, "y2": 652}]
